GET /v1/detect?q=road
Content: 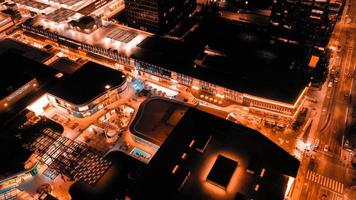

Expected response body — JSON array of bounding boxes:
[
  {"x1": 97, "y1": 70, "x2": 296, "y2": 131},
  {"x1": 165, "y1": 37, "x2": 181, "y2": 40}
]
[{"x1": 293, "y1": 0, "x2": 356, "y2": 199}]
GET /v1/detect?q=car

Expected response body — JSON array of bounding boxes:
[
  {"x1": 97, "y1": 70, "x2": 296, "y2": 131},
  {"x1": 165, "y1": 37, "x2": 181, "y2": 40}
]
[
  {"x1": 328, "y1": 82, "x2": 333, "y2": 88},
  {"x1": 324, "y1": 145, "x2": 329, "y2": 152}
]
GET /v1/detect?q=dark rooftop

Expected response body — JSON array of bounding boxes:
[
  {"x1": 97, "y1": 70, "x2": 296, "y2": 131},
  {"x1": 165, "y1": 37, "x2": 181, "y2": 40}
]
[
  {"x1": 130, "y1": 98, "x2": 188, "y2": 146},
  {"x1": 132, "y1": 108, "x2": 299, "y2": 200},
  {"x1": 207, "y1": 155, "x2": 238, "y2": 189},
  {"x1": 0, "y1": 51, "x2": 59, "y2": 128},
  {"x1": 133, "y1": 17, "x2": 311, "y2": 103},
  {"x1": 48, "y1": 61, "x2": 126, "y2": 105},
  {"x1": 0, "y1": 51, "x2": 59, "y2": 100},
  {"x1": 0, "y1": 132, "x2": 32, "y2": 180},
  {"x1": 0, "y1": 39, "x2": 52, "y2": 63},
  {"x1": 49, "y1": 57, "x2": 81, "y2": 74}
]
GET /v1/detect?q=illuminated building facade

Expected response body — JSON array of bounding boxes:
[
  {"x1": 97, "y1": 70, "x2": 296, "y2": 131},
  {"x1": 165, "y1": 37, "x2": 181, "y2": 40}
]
[
  {"x1": 124, "y1": 0, "x2": 196, "y2": 33},
  {"x1": 270, "y1": 0, "x2": 343, "y2": 47},
  {"x1": 22, "y1": 19, "x2": 308, "y2": 124},
  {"x1": 0, "y1": 12, "x2": 14, "y2": 32},
  {"x1": 47, "y1": 62, "x2": 128, "y2": 118}
]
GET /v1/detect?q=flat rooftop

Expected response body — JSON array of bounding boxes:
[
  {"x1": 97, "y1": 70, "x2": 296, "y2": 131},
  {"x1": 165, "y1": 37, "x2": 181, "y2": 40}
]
[
  {"x1": 48, "y1": 61, "x2": 126, "y2": 105},
  {"x1": 130, "y1": 98, "x2": 188, "y2": 146},
  {"x1": 207, "y1": 155, "x2": 238, "y2": 189},
  {"x1": 0, "y1": 39, "x2": 52, "y2": 63},
  {"x1": 14, "y1": 0, "x2": 50, "y2": 10},
  {"x1": 78, "y1": 0, "x2": 114, "y2": 15},
  {"x1": 34, "y1": 16, "x2": 149, "y2": 57},
  {"x1": 49, "y1": 0, "x2": 84, "y2": 6},
  {"x1": 0, "y1": 50, "x2": 58, "y2": 100},
  {"x1": 132, "y1": 108, "x2": 299, "y2": 200},
  {"x1": 49, "y1": 57, "x2": 81, "y2": 74},
  {"x1": 133, "y1": 17, "x2": 311, "y2": 103},
  {"x1": 44, "y1": 8, "x2": 79, "y2": 23}
]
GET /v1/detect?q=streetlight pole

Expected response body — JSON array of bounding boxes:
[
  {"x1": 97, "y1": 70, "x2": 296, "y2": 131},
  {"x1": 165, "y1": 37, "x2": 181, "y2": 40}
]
[{"x1": 105, "y1": 84, "x2": 111, "y2": 105}]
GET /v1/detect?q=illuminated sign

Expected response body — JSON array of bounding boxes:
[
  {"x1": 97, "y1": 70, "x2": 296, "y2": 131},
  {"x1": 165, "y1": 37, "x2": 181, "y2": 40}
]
[{"x1": 6, "y1": 80, "x2": 35, "y2": 102}]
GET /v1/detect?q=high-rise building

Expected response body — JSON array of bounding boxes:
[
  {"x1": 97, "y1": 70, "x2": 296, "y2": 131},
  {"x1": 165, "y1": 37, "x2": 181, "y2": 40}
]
[
  {"x1": 124, "y1": 0, "x2": 196, "y2": 34},
  {"x1": 270, "y1": 0, "x2": 344, "y2": 47}
]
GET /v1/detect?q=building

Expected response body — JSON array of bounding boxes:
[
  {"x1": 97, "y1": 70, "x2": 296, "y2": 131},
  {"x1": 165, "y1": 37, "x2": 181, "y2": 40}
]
[
  {"x1": 129, "y1": 98, "x2": 188, "y2": 151},
  {"x1": 78, "y1": 0, "x2": 123, "y2": 17},
  {"x1": 0, "y1": 49, "x2": 58, "y2": 112},
  {"x1": 69, "y1": 15, "x2": 102, "y2": 33},
  {"x1": 132, "y1": 108, "x2": 300, "y2": 200},
  {"x1": 124, "y1": 0, "x2": 196, "y2": 34},
  {"x1": 47, "y1": 61, "x2": 128, "y2": 118},
  {"x1": 0, "y1": 12, "x2": 14, "y2": 33},
  {"x1": 21, "y1": 15, "x2": 317, "y2": 124},
  {"x1": 0, "y1": 111, "x2": 63, "y2": 199},
  {"x1": 270, "y1": 0, "x2": 343, "y2": 47},
  {"x1": 13, "y1": 0, "x2": 55, "y2": 15},
  {"x1": 131, "y1": 19, "x2": 313, "y2": 124}
]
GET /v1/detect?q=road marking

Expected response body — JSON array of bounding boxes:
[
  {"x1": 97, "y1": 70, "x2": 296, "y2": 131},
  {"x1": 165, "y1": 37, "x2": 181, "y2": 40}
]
[
  {"x1": 323, "y1": 176, "x2": 327, "y2": 185},
  {"x1": 306, "y1": 170, "x2": 311, "y2": 179},
  {"x1": 306, "y1": 170, "x2": 344, "y2": 194},
  {"x1": 317, "y1": 174, "x2": 322, "y2": 184}
]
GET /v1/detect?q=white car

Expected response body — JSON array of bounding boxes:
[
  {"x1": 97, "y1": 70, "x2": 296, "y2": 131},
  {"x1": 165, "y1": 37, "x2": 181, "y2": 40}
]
[
  {"x1": 324, "y1": 145, "x2": 329, "y2": 152},
  {"x1": 328, "y1": 82, "x2": 333, "y2": 88}
]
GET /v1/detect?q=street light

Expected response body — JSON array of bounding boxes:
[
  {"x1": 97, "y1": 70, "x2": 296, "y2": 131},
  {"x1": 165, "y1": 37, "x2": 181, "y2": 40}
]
[{"x1": 105, "y1": 84, "x2": 111, "y2": 105}]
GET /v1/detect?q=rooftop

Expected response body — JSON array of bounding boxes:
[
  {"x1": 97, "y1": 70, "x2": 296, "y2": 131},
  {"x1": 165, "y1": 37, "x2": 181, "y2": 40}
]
[
  {"x1": 34, "y1": 16, "x2": 149, "y2": 57},
  {"x1": 48, "y1": 0, "x2": 84, "y2": 6},
  {"x1": 44, "y1": 8, "x2": 79, "y2": 23},
  {"x1": 132, "y1": 108, "x2": 299, "y2": 200},
  {"x1": 130, "y1": 98, "x2": 188, "y2": 146},
  {"x1": 48, "y1": 61, "x2": 126, "y2": 105},
  {"x1": 14, "y1": 0, "x2": 50, "y2": 10},
  {"x1": 133, "y1": 17, "x2": 311, "y2": 103},
  {"x1": 0, "y1": 50, "x2": 58, "y2": 100},
  {"x1": 49, "y1": 57, "x2": 81, "y2": 74},
  {"x1": 0, "y1": 39, "x2": 52, "y2": 63},
  {"x1": 78, "y1": 0, "x2": 114, "y2": 15}
]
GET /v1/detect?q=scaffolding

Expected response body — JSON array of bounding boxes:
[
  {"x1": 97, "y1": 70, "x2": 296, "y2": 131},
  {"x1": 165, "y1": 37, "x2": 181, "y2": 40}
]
[{"x1": 23, "y1": 128, "x2": 111, "y2": 185}]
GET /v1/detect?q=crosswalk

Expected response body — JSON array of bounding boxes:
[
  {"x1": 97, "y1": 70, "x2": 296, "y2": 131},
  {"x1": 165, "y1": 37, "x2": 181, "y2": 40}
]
[{"x1": 306, "y1": 170, "x2": 344, "y2": 194}]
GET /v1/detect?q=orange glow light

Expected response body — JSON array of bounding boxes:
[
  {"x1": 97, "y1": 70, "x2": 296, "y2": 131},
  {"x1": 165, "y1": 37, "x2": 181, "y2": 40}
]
[
  {"x1": 181, "y1": 153, "x2": 188, "y2": 160},
  {"x1": 243, "y1": 87, "x2": 308, "y2": 109},
  {"x1": 172, "y1": 165, "x2": 179, "y2": 174},
  {"x1": 200, "y1": 151, "x2": 243, "y2": 199},
  {"x1": 260, "y1": 168, "x2": 265, "y2": 177},
  {"x1": 189, "y1": 140, "x2": 195, "y2": 148},
  {"x1": 254, "y1": 184, "x2": 260, "y2": 191}
]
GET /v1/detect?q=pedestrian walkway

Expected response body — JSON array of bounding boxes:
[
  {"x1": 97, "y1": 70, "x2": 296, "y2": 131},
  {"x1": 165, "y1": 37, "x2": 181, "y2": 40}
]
[{"x1": 306, "y1": 170, "x2": 344, "y2": 194}]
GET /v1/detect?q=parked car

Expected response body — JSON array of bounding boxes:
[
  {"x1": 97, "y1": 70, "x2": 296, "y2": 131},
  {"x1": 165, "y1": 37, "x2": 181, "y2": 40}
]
[{"x1": 324, "y1": 145, "x2": 329, "y2": 152}]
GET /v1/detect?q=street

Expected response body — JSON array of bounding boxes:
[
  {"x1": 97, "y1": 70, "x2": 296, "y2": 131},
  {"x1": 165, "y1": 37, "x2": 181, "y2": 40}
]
[{"x1": 293, "y1": 0, "x2": 356, "y2": 199}]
